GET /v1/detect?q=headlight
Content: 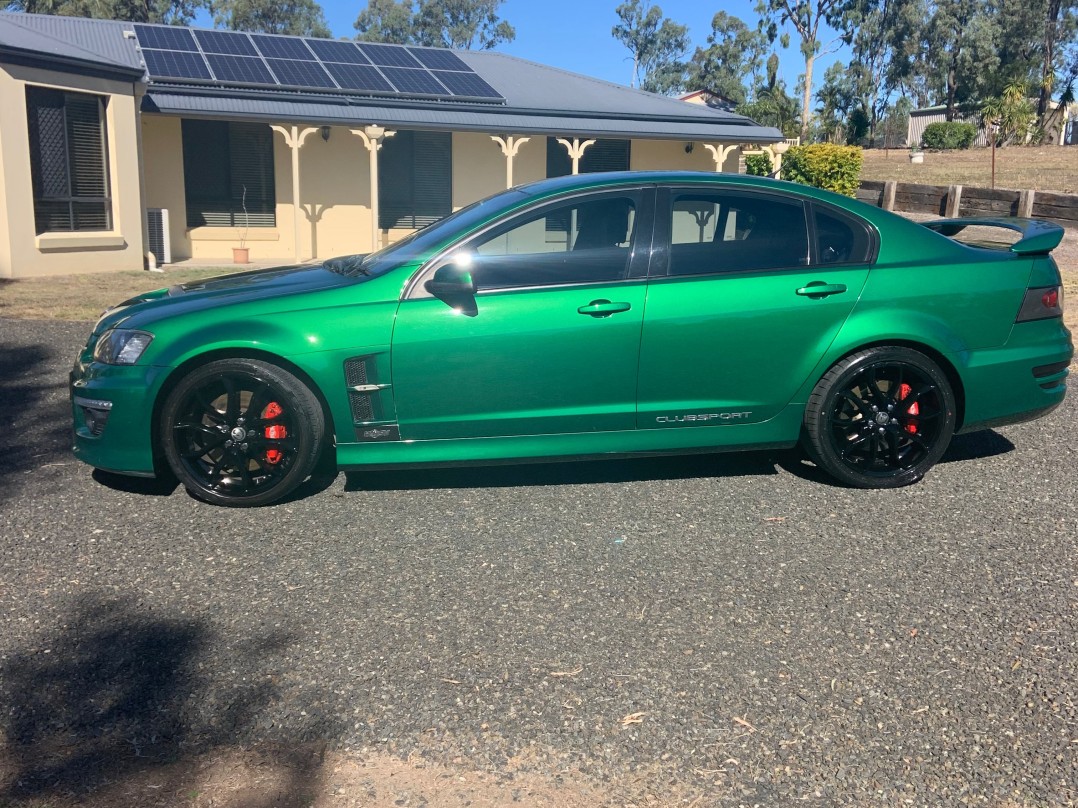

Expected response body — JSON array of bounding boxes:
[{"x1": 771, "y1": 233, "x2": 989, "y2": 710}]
[{"x1": 93, "y1": 329, "x2": 154, "y2": 365}]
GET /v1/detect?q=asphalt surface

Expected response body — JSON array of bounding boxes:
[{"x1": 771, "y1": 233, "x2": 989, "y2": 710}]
[{"x1": 1, "y1": 317, "x2": 1076, "y2": 806}]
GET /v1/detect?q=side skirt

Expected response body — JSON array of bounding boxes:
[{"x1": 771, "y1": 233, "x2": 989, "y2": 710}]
[{"x1": 336, "y1": 405, "x2": 804, "y2": 470}]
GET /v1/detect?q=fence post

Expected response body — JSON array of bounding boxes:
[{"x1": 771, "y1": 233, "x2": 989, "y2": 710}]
[
  {"x1": 883, "y1": 181, "x2": 897, "y2": 211},
  {"x1": 946, "y1": 185, "x2": 963, "y2": 218},
  {"x1": 1018, "y1": 189, "x2": 1035, "y2": 218}
]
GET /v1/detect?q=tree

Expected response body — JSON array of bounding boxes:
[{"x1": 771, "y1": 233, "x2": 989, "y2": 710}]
[
  {"x1": 980, "y1": 77, "x2": 1037, "y2": 143},
  {"x1": 757, "y1": 0, "x2": 846, "y2": 138},
  {"x1": 737, "y1": 52, "x2": 801, "y2": 135},
  {"x1": 354, "y1": 0, "x2": 515, "y2": 49},
  {"x1": 611, "y1": 0, "x2": 690, "y2": 93},
  {"x1": 355, "y1": 0, "x2": 415, "y2": 43},
  {"x1": 922, "y1": 0, "x2": 999, "y2": 119},
  {"x1": 6, "y1": 0, "x2": 205, "y2": 24},
  {"x1": 413, "y1": 0, "x2": 514, "y2": 48},
  {"x1": 214, "y1": 0, "x2": 331, "y2": 36},
  {"x1": 685, "y1": 11, "x2": 768, "y2": 104},
  {"x1": 815, "y1": 60, "x2": 861, "y2": 141}
]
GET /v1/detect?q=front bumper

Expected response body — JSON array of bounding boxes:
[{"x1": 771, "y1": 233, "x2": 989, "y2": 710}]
[{"x1": 70, "y1": 358, "x2": 168, "y2": 477}]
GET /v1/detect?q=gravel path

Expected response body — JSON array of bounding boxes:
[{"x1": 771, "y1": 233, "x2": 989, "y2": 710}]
[{"x1": 1, "y1": 319, "x2": 1075, "y2": 807}]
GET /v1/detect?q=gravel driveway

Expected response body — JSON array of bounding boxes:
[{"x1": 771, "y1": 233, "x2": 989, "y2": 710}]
[{"x1": 1, "y1": 318, "x2": 1075, "y2": 807}]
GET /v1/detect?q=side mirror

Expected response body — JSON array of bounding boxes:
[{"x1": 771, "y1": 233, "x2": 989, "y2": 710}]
[{"x1": 426, "y1": 260, "x2": 478, "y2": 317}]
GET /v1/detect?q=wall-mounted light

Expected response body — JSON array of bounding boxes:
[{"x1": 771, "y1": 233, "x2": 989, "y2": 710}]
[
  {"x1": 685, "y1": 142, "x2": 694, "y2": 153},
  {"x1": 321, "y1": 125, "x2": 331, "y2": 142}
]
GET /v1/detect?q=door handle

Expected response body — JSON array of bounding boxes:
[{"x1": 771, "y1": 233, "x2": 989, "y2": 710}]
[
  {"x1": 796, "y1": 282, "x2": 847, "y2": 298},
  {"x1": 578, "y1": 300, "x2": 632, "y2": 317}
]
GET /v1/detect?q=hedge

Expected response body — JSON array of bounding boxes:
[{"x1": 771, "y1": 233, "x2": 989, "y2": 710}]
[
  {"x1": 744, "y1": 152, "x2": 773, "y2": 176},
  {"x1": 779, "y1": 144, "x2": 863, "y2": 197},
  {"x1": 920, "y1": 121, "x2": 977, "y2": 150}
]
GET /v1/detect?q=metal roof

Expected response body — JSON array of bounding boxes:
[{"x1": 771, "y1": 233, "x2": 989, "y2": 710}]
[{"x1": 0, "y1": 11, "x2": 783, "y2": 143}]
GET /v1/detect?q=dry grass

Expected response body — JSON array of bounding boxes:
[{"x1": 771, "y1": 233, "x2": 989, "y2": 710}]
[
  {"x1": 861, "y1": 146, "x2": 1078, "y2": 193},
  {"x1": 0, "y1": 267, "x2": 240, "y2": 322}
]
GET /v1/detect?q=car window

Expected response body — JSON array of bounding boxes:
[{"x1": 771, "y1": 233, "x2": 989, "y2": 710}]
[
  {"x1": 667, "y1": 191, "x2": 809, "y2": 276},
  {"x1": 813, "y1": 205, "x2": 874, "y2": 265},
  {"x1": 464, "y1": 195, "x2": 638, "y2": 291}
]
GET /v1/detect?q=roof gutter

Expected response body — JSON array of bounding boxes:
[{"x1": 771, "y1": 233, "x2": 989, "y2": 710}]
[
  {"x1": 0, "y1": 45, "x2": 144, "y2": 82},
  {"x1": 141, "y1": 81, "x2": 777, "y2": 133}
]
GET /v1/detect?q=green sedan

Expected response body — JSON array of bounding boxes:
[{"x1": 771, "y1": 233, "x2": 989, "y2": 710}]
[{"x1": 70, "y1": 171, "x2": 1072, "y2": 506}]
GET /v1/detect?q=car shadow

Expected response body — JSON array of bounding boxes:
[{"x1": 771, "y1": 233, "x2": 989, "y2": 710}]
[
  {"x1": 0, "y1": 593, "x2": 326, "y2": 805},
  {"x1": 344, "y1": 448, "x2": 789, "y2": 492},
  {"x1": 775, "y1": 429, "x2": 1017, "y2": 486}
]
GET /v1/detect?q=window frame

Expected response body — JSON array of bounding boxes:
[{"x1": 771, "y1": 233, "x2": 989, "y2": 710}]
[
  {"x1": 806, "y1": 200, "x2": 880, "y2": 267},
  {"x1": 652, "y1": 185, "x2": 814, "y2": 279},
  {"x1": 25, "y1": 85, "x2": 112, "y2": 235},
  {"x1": 405, "y1": 186, "x2": 656, "y2": 300}
]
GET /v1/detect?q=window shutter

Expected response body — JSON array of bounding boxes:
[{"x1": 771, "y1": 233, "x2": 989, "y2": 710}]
[
  {"x1": 411, "y1": 131, "x2": 451, "y2": 228},
  {"x1": 546, "y1": 138, "x2": 630, "y2": 179},
  {"x1": 378, "y1": 130, "x2": 452, "y2": 230},
  {"x1": 182, "y1": 120, "x2": 275, "y2": 228},
  {"x1": 228, "y1": 123, "x2": 276, "y2": 227},
  {"x1": 581, "y1": 139, "x2": 630, "y2": 173},
  {"x1": 26, "y1": 86, "x2": 111, "y2": 234}
]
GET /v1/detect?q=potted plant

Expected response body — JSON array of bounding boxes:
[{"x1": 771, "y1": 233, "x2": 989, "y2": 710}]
[{"x1": 232, "y1": 185, "x2": 250, "y2": 264}]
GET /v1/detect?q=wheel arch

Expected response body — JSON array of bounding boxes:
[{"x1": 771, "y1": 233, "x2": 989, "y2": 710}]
[
  {"x1": 815, "y1": 339, "x2": 967, "y2": 430},
  {"x1": 150, "y1": 348, "x2": 337, "y2": 472}
]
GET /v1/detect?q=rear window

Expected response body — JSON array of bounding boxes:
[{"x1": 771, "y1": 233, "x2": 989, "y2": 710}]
[{"x1": 812, "y1": 205, "x2": 874, "y2": 265}]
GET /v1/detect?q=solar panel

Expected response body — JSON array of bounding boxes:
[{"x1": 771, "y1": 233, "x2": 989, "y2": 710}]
[
  {"x1": 133, "y1": 24, "x2": 505, "y2": 103},
  {"x1": 267, "y1": 58, "x2": 336, "y2": 88},
  {"x1": 432, "y1": 69, "x2": 502, "y2": 99},
  {"x1": 381, "y1": 66, "x2": 448, "y2": 95},
  {"x1": 194, "y1": 29, "x2": 259, "y2": 56},
  {"x1": 133, "y1": 24, "x2": 198, "y2": 51},
  {"x1": 322, "y1": 62, "x2": 394, "y2": 92},
  {"x1": 142, "y1": 49, "x2": 212, "y2": 80},
  {"x1": 356, "y1": 43, "x2": 422, "y2": 68},
  {"x1": 409, "y1": 48, "x2": 470, "y2": 71},
  {"x1": 251, "y1": 34, "x2": 315, "y2": 61},
  {"x1": 205, "y1": 53, "x2": 276, "y2": 84},
  {"x1": 305, "y1": 39, "x2": 370, "y2": 64}
]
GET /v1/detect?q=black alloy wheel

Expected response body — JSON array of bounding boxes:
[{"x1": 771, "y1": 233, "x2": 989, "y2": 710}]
[
  {"x1": 160, "y1": 358, "x2": 325, "y2": 507},
  {"x1": 803, "y1": 347, "x2": 957, "y2": 488}
]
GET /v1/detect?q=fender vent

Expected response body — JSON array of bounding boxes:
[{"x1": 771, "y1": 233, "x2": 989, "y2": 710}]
[{"x1": 344, "y1": 357, "x2": 374, "y2": 422}]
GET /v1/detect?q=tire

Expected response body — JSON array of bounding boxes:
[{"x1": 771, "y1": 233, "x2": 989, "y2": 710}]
[
  {"x1": 160, "y1": 358, "x2": 325, "y2": 507},
  {"x1": 802, "y1": 347, "x2": 957, "y2": 489}
]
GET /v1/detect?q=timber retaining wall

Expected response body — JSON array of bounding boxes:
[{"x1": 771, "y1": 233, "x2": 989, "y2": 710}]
[{"x1": 856, "y1": 180, "x2": 1078, "y2": 226}]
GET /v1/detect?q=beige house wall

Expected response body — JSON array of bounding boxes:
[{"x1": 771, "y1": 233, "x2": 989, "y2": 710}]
[
  {"x1": 142, "y1": 115, "x2": 189, "y2": 260},
  {"x1": 3, "y1": 75, "x2": 757, "y2": 275},
  {"x1": 0, "y1": 63, "x2": 145, "y2": 279},
  {"x1": 630, "y1": 138, "x2": 740, "y2": 173}
]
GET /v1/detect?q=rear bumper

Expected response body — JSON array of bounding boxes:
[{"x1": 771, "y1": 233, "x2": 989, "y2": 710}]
[{"x1": 955, "y1": 319, "x2": 1072, "y2": 433}]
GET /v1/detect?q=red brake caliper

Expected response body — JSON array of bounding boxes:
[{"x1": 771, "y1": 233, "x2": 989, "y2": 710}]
[
  {"x1": 898, "y1": 383, "x2": 918, "y2": 434},
  {"x1": 262, "y1": 401, "x2": 286, "y2": 464}
]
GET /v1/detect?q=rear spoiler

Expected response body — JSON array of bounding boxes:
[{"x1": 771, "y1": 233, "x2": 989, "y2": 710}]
[{"x1": 921, "y1": 217, "x2": 1064, "y2": 255}]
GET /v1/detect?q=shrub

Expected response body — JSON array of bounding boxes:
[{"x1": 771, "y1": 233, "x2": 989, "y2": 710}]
[
  {"x1": 779, "y1": 144, "x2": 863, "y2": 197},
  {"x1": 744, "y1": 152, "x2": 773, "y2": 176},
  {"x1": 920, "y1": 121, "x2": 977, "y2": 150}
]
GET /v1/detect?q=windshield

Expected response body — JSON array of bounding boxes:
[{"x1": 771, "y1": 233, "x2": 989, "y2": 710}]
[{"x1": 327, "y1": 187, "x2": 529, "y2": 278}]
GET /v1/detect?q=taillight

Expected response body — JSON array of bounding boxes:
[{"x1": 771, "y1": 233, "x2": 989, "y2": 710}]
[{"x1": 1016, "y1": 285, "x2": 1064, "y2": 322}]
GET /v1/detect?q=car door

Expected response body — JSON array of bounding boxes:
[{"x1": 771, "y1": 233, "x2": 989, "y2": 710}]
[
  {"x1": 636, "y1": 187, "x2": 875, "y2": 428},
  {"x1": 391, "y1": 188, "x2": 652, "y2": 440}
]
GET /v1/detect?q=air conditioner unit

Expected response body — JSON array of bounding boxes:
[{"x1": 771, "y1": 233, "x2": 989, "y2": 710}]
[{"x1": 146, "y1": 208, "x2": 171, "y2": 265}]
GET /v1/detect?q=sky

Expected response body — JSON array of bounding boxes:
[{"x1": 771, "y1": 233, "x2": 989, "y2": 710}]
[{"x1": 310, "y1": 0, "x2": 851, "y2": 97}]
